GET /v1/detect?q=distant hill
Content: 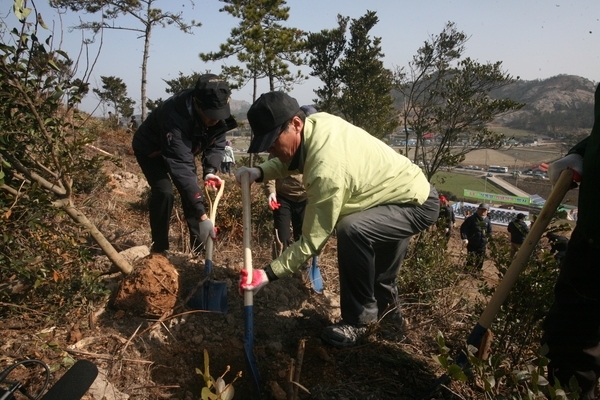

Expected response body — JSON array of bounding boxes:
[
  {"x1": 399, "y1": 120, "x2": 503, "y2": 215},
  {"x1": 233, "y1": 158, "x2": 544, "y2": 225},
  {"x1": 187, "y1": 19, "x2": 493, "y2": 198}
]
[
  {"x1": 490, "y1": 74, "x2": 596, "y2": 137},
  {"x1": 230, "y1": 99, "x2": 251, "y2": 120},
  {"x1": 231, "y1": 75, "x2": 597, "y2": 137}
]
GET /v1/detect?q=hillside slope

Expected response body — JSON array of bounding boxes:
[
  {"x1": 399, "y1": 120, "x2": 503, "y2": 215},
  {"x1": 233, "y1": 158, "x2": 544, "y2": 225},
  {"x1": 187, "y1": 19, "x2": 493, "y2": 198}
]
[{"x1": 490, "y1": 74, "x2": 596, "y2": 135}]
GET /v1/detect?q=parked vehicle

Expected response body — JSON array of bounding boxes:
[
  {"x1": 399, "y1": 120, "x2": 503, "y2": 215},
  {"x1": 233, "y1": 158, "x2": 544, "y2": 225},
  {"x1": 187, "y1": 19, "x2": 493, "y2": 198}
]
[{"x1": 488, "y1": 165, "x2": 508, "y2": 173}]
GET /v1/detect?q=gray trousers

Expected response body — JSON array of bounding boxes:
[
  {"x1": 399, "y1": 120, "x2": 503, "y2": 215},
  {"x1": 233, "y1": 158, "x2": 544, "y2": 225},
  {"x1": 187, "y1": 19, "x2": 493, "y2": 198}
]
[{"x1": 336, "y1": 186, "x2": 439, "y2": 325}]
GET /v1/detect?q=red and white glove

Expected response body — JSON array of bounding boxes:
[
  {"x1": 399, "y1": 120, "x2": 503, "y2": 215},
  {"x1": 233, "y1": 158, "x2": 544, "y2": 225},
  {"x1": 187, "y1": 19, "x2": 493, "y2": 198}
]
[
  {"x1": 204, "y1": 173, "x2": 223, "y2": 191},
  {"x1": 239, "y1": 269, "x2": 269, "y2": 295},
  {"x1": 548, "y1": 154, "x2": 582, "y2": 186},
  {"x1": 267, "y1": 193, "x2": 280, "y2": 210},
  {"x1": 234, "y1": 167, "x2": 261, "y2": 185}
]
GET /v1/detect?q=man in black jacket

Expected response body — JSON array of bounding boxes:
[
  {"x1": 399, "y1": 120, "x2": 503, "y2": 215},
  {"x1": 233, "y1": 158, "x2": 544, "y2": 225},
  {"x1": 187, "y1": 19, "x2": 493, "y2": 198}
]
[
  {"x1": 132, "y1": 74, "x2": 237, "y2": 254},
  {"x1": 507, "y1": 213, "x2": 529, "y2": 258},
  {"x1": 460, "y1": 203, "x2": 492, "y2": 270}
]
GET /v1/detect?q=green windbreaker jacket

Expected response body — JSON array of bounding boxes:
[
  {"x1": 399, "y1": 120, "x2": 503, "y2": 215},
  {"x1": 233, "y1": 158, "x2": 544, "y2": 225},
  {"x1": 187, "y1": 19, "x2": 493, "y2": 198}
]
[{"x1": 258, "y1": 112, "x2": 431, "y2": 277}]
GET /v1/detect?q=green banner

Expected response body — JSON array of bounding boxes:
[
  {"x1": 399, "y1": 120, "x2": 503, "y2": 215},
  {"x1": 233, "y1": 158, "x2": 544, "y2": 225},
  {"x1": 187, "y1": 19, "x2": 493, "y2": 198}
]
[{"x1": 463, "y1": 189, "x2": 530, "y2": 205}]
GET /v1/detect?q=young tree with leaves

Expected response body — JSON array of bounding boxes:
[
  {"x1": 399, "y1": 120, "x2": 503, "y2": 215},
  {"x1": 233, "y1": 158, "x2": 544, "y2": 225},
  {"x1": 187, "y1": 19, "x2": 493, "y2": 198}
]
[
  {"x1": 306, "y1": 11, "x2": 397, "y2": 138},
  {"x1": 200, "y1": 0, "x2": 306, "y2": 101},
  {"x1": 93, "y1": 76, "x2": 135, "y2": 123},
  {"x1": 305, "y1": 15, "x2": 348, "y2": 114},
  {"x1": 395, "y1": 22, "x2": 524, "y2": 180},
  {"x1": 200, "y1": 0, "x2": 306, "y2": 164},
  {"x1": 1, "y1": 1, "x2": 134, "y2": 285},
  {"x1": 50, "y1": 0, "x2": 202, "y2": 121}
]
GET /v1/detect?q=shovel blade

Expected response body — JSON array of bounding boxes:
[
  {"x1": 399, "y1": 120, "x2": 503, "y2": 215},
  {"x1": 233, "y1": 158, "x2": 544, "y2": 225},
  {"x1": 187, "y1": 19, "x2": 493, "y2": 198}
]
[
  {"x1": 186, "y1": 281, "x2": 228, "y2": 313},
  {"x1": 309, "y1": 256, "x2": 324, "y2": 294}
]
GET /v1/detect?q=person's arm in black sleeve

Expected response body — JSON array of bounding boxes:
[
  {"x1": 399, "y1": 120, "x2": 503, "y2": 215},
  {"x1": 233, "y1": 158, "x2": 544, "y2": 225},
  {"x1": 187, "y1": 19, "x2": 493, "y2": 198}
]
[
  {"x1": 568, "y1": 136, "x2": 589, "y2": 158},
  {"x1": 162, "y1": 127, "x2": 206, "y2": 218}
]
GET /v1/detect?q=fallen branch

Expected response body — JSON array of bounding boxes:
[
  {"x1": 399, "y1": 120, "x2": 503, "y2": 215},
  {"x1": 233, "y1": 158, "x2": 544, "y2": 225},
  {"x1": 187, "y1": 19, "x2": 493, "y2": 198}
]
[
  {"x1": 85, "y1": 143, "x2": 114, "y2": 157},
  {"x1": 65, "y1": 348, "x2": 153, "y2": 364}
]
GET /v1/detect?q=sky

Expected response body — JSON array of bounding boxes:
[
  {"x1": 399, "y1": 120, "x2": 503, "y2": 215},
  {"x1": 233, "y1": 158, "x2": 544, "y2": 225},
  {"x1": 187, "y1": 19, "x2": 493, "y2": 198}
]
[{"x1": 4, "y1": 0, "x2": 600, "y2": 116}]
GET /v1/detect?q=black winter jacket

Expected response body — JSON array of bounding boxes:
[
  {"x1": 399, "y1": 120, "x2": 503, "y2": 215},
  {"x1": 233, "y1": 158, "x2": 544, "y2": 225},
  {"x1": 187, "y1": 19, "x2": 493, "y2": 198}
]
[
  {"x1": 132, "y1": 88, "x2": 236, "y2": 217},
  {"x1": 460, "y1": 213, "x2": 492, "y2": 251},
  {"x1": 507, "y1": 219, "x2": 529, "y2": 244}
]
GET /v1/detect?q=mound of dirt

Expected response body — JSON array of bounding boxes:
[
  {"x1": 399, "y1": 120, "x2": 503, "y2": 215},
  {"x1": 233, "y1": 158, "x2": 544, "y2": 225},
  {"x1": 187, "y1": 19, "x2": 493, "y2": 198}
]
[{"x1": 111, "y1": 253, "x2": 179, "y2": 317}]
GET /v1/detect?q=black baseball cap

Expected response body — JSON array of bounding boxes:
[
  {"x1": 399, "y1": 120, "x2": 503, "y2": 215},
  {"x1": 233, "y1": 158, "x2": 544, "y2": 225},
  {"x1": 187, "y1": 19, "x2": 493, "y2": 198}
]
[
  {"x1": 247, "y1": 91, "x2": 300, "y2": 153},
  {"x1": 194, "y1": 74, "x2": 231, "y2": 120}
]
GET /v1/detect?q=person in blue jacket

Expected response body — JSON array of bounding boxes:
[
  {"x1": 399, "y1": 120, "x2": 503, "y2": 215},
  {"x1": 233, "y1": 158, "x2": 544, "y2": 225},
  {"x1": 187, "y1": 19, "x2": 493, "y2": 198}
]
[{"x1": 132, "y1": 74, "x2": 236, "y2": 254}]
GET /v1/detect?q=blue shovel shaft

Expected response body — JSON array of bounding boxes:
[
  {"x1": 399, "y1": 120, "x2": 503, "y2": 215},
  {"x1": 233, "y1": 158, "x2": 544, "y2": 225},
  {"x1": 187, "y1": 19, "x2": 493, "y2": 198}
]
[{"x1": 244, "y1": 302, "x2": 260, "y2": 391}]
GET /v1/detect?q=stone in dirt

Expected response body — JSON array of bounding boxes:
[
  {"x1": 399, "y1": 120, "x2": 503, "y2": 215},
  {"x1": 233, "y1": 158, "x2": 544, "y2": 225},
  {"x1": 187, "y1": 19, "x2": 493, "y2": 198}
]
[{"x1": 110, "y1": 253, "x2": 179, "y2": 317}]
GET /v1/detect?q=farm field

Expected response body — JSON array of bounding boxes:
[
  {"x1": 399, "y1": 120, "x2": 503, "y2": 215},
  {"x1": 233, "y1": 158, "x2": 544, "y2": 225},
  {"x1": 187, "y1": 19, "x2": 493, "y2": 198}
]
[{"x1": 431, "y1": 172, "x2": 511, "y2": 199}]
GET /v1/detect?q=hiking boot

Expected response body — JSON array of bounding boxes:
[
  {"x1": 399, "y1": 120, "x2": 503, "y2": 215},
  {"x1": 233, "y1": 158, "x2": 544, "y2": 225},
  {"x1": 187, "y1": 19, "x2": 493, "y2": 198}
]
[{"x1": 321, "y1": 321, "x2": 368, "y2": 348}]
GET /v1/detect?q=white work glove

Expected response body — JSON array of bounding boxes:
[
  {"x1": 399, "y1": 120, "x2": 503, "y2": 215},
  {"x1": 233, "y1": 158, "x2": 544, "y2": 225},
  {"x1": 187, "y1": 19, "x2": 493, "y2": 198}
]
[
  {"x1": 198, "y1": 218, "x2": 217, "y2": 245},
  {"x1": 235, "y1": 167, "x2": 261, "y2": 185},
  {"x1": 444, "y1": 228, "x2": 449, "y2": 234},
  {"x1": 239, "y1": 269, "x2": 269, "y2": 295},
  {"x1": 204, "y1": 173, "x2": 223, "y2": 191},
  {"x1": 462, "y1": 239, "x2": 469, "y2": 246},
  {"x1": 548, "y1": 153, "x2": 583, "y2": 186}
]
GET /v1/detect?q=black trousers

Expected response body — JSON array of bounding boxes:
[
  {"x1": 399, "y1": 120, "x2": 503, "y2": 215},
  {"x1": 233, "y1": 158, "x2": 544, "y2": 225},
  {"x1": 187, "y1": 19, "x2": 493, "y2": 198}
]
[
  {"x1": 542, "y1": 227, "x2": 600, "y2": 399},
  {"x1": 336, "y1": 186, "x2": 439, "y2": 326},
  {"x1": 466, "y1": 248, "x2": 486, "y2": 270},
  {"x1": 273, "y1": 194, "x2": 306, "y2": 250},
  {"x1": 135, "y1": 154, "x2": 202, "y2": 253}
]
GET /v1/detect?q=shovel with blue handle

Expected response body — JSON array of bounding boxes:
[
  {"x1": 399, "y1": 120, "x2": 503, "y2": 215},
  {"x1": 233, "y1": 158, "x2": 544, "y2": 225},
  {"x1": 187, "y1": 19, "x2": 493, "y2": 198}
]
[
  {"x1": 241, "y1": 172, "x2": 261, "y2": 393},
  {"x1": 186, "y1": 180, "x2": 227, "y2": 313}
]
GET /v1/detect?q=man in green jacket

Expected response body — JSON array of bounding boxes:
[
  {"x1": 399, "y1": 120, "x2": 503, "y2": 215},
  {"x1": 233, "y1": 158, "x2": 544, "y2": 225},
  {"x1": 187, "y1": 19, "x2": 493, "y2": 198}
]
[
  {"x1": 235, "y1": 91, "x2": 439, "y2": 348},
  {"x1": 542, "y1": 82, "x2": 600, "y2": 399}
]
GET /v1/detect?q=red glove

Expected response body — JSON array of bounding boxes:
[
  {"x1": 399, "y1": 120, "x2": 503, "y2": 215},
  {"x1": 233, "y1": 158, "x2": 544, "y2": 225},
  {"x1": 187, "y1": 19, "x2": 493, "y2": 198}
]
[
  {"x1": 239, "y1": 269, "x2": 269, "y2": 295},
  {"x1": 267, "y1": 193, "x2": 280, "y2": 210},
  {"x1": 270, "y1": 199, "x2": 281, "y2": 210},
  {"x1": 204, "y1": 173, "x2": 223, "y2": 189}
]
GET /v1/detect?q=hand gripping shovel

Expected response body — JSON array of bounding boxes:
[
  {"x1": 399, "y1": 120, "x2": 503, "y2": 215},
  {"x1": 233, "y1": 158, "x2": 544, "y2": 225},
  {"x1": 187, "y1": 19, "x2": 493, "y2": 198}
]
[
  {"x1": 241, "y1": 173, "x2": 261, "y2": 392},
  {"x1": 423, "y1": 168, "x2": 575, "y2": 398},
  {"x1": 187, "y1": 180, "x2": 227, "y2": 313}
]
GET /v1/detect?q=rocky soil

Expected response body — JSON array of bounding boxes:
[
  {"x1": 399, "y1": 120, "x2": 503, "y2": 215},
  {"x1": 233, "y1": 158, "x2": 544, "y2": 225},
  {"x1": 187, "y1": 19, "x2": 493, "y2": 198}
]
[{"x1": 1, "y1": 133, "x2": 566, "y2": 400}]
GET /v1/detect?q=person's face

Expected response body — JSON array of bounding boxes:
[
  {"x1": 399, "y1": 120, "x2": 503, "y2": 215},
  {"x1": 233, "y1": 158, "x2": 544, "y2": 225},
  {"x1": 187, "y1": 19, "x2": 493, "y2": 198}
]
[
  {"x1": 268, "y1": 116, "x2": 303, "y2": 163},
  {"x1": 478, "y1": 208, "x2": 488, "y2": 216}
]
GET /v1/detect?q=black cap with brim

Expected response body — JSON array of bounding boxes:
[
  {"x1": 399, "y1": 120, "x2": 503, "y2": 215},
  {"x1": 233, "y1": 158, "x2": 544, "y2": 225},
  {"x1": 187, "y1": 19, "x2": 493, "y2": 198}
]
[
  {"x1": 194, "y1": 74, "x2": 231, "y2": 121},
  {"x1": 247, "y1": 125, "x2": 280, "y2": 153},
  {"x1": 247, "y1": 91, "x2": 299, "y2": 153},
  {"x1": 202, "y1": 104, "x2": 231, "y2": 121}
]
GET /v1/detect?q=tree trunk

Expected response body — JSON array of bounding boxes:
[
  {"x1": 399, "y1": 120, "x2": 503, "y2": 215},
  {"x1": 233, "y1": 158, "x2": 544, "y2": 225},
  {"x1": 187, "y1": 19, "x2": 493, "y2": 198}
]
[
  {"x1": 57, "y1": 199, "x2": 134, "y2": 275},
  {"x1": 141, "y1": 8, "x2": 152, "y2": 122}
]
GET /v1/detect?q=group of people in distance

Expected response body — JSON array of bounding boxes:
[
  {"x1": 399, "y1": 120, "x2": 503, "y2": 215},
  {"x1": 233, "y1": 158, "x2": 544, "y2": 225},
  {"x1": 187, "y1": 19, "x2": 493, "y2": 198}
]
[{"x1": 130, "y1": 73, "x2": 600, "y2": 398}]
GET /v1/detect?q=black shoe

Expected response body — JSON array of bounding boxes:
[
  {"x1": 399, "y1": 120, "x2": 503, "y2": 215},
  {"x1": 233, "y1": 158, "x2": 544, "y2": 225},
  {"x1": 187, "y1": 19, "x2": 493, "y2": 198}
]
[
  {"x1": 321, "y1": 321, "x2": 368, "y2": 348},
  {"x1": 150, "y1": 246, "x2": 168, "y2": 254}
]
